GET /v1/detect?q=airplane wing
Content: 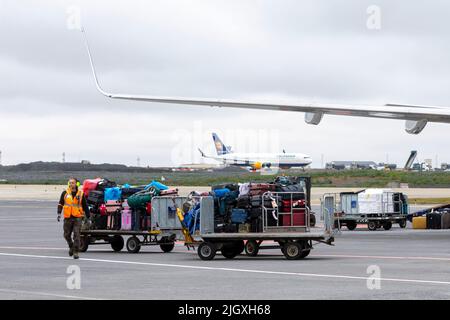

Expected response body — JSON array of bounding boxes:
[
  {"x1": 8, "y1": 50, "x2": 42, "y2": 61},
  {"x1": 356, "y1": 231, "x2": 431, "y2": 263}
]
[{"x1": 81, "y1": 29, "x2": 450, "y2": 134}]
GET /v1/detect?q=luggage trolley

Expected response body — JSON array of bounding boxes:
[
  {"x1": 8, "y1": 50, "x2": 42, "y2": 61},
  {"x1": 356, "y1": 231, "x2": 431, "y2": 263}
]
[
  {"x1": 173, "y1": 192, "x2": 337, "y2": 261},
  {"x1": 79, "y1": 196, "x2": 188, "y2": 253},
  {"x1": 79, "y1": 229, "x2": 176, "y2": 253},
  {"x1": 321, "y1": 190, "x2": 408, "y2": 231}
]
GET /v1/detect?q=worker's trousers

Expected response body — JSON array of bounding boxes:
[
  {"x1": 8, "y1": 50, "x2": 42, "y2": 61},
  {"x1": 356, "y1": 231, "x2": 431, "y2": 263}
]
[{"x1": 64, "y1": 217, "x2": 82, "y2": 253}]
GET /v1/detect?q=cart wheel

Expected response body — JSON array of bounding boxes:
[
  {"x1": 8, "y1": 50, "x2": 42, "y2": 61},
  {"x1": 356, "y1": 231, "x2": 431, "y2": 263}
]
[
  {"x1": 198, "y1": 242, "x2": 216, "y2": 260},
  {"x1": 79, "y1": 236, "x2": 90, "y2": 252},
  {"x1": 245, "y1": 240, "x2": 259, "y2": 257},
  {"x1": 283, "y1": 242, "x2": 303, "y2": 260},
  {"x1": 236, "y1": 240, "x2": 245, "y2": 255},
  {"x1": 383, "y1": 221, "x2": 392, "y2": 230},
  {"x1": 126, "y1": 236, "x2": 141, "y2": 253},
  {"x1": 367, "y1": 221, "x2": 377, "y2": 231},
  {"x1": 398, "y1": 220, "x2": 407, "y2": 228},
  {"x1": 110, "y1": 235, "x2": 124, "y2": 252},
  {"x1": 160, "y1": 243, "x2": 175, "y2": 253},
  {"x1": 346, "y1": 221, "x2": 357, "y2": 231},
  {"x1": 300, "y1": 249, "x2": 311, "y2": 258},
  {"x1": 310, "y1": 214, "x2": 316, "y2": 227},
  {"x1": 221, "y1": 242, "x2": 240, "y2": 259}
]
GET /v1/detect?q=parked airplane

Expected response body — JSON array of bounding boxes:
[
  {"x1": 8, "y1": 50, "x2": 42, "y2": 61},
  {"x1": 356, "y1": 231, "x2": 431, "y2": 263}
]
[
  {"x1": 81, "y1": 29, "x2": 450, "y2": 135},
  {"x1": 198, "y1": 133, "x2": 312, "y2": 171}
]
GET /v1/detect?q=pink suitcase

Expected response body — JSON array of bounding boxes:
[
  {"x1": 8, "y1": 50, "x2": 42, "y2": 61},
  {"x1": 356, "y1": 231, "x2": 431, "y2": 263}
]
[
  {"x1": 121, "y1": 209, "x2": 132, "y2": 230},
  {"x1": 105, "y1": 200, "x2": 121, "y2": 214}
]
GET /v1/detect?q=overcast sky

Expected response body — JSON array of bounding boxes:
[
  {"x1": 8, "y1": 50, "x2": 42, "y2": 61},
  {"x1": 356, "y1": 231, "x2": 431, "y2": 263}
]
[{"x1": 1, "y1": 1, "x2": 450, "y2": 168}]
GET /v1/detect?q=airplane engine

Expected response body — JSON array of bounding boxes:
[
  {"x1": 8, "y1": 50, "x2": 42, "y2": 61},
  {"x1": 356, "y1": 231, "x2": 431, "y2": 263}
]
[{"x1": 252, "y1": 162, "x2": 263, "y2": 170}]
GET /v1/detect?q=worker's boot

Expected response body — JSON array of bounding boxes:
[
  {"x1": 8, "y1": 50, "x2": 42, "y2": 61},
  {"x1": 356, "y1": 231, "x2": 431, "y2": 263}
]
[{"x1": 68, "y1": 244, "x2": 73, "y2": 257}]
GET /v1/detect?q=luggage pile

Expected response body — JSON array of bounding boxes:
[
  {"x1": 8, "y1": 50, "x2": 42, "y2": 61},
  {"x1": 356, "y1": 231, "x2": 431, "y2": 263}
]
[
  {"x1": 210, "y1": 176, "x2": 309, "y2": 234},
  {"x1": 82, "y1": 178, "x2": 179, "y2": 231},
  {"x1": 412, "y1": 205, "x2": 450, "y2": 230}
]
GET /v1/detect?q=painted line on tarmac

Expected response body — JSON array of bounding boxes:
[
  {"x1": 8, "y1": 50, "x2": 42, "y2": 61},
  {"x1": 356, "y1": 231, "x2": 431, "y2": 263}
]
[
  {"x1": 313, "y1": 254, "x2": 450, "y2": 262},
  {"x1": 1, "y1": 246, "x2": 449, "y2": 262},
  {"x1": 0, "y1": 288, "x2": 100, "y2": 300},
  {"x1": 0, "y1": 217, "x2": 55, "y2": 221},
  {"x1": 1, "y1": 252, "x2": 450, "y2": 286}
]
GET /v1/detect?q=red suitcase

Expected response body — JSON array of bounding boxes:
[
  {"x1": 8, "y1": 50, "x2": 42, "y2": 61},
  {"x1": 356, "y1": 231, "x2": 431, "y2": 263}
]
[
  {"x1": 280, "y1": 199, "x2": 305, "y2": 212},
  {"x1": 282, "y1": 210, "x2": 306, "y2": 226}
]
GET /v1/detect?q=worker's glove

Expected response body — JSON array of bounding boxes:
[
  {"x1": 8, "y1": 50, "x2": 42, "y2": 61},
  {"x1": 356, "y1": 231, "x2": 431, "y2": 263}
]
[{"x1": 57, "y1": 214, "x2": 61, "y2": 222}]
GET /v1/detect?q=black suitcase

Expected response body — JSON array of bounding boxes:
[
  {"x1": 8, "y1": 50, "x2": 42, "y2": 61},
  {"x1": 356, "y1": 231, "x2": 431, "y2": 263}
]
[
  {"x1": 87, "y1": 190, "x2": 104, "y2": 205},
  {"x1": 250, "y1": 217, "x2": 263, "y2": 232},
  {"x1": 94, "y1": 214, "x2": 108, "y2": 230},
  {"x1": 96, "y1": 178, "x2": 117, "y2": 191},
  {"x1": 427, "y1": 213, "x2": 442, "y2": 229},
  {"x1": 249, "y1": 207, "x2": 262, "y2": 218},
  {"x1": 250, "y1": 195, "x2": 275, "y2": 208},
  {"x1": 121, "y1": 187, "x2": 145, "y2": 200},
  {"x1": 236, "y1": 195, "x2": 251, "y2": 209},
  {"x1": 276, "y1": 185, "x2": 305, "y2": 200},
  {"x1": 441, "y1": 212, "x2": 450, "y2": 229}
]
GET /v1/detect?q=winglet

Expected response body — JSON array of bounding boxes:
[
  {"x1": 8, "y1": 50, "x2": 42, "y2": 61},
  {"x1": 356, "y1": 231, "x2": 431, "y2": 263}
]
[{"x1": 80, "y1": 27, "x2": 112, "y2": 97}]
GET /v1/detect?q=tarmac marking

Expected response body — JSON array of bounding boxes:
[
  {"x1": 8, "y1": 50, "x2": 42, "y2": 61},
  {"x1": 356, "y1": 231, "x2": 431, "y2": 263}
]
[
  {"x1": 0, "y1": 288, "x2": 100, "y2": 300},
  {"x1": 1, "y1": 252, "x2": 450, "y2": 286},
  {"x1": 1, "y1": 246, "x2": 449, "y2": 262},
  {"x1": 313, "y1": 254, "x2": 450, "y2": 261},
  {"x1": 0, "y1": 218, "x2": 55, "y2": 221}
]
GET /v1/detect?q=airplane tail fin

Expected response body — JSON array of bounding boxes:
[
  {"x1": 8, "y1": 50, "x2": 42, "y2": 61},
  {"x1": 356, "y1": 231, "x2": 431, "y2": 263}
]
[{"x1": 212, "y1": 133, "x2": 231, "y2": 156}]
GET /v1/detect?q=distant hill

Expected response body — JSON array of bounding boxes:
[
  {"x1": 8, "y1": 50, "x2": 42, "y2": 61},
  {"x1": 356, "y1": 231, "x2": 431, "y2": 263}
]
[{"x1": 0, "y1": 161, "x2": 172, "y2": 173}]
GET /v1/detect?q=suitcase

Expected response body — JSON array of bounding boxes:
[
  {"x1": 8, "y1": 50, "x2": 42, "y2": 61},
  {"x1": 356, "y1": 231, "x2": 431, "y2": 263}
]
[
  {"x1": 94, "y1": 214, "x2": 107, "y2": 230},
  {"x1": 231, "y1": 208, "x2": 248, "y2": 224},
  {"x1": 250, "y1": 217, "x2": 263, "y2": 232},
  {"x1": 87, "y1": 190, "x2": 105, "y2": 206},
  {"x1": 441, "y1": 212, "x2": 450, "y2": 229},
  {"x1": 82, "y1": 178, "x2": 102, "y2": 197},
  {"x1": 412, "y1": 216, "x2": 427, "y2": 229},
  {"x1": 282, "y1": 211, "x2": 306, "y2": 227},
  {"x1": 276, "y1": 184, "x2": 305, "y2": 200},
  {"x1": 280, "y1": 199, "x2": 305, "y2": 213},
  {"x1": 121, "y1": 209, "x2": 132, "y2": 230},
  {"x1": 249, "y1": 207, "x2": 262, "y2": 218},
  {"x1": 96, "y1": 178, "x2": 117, "y2": 191},
  {"x1": 131, "y1": 209, "x2": 141, "y2": 231},
  {"x1": 141, "y1": 216, "x2": 151, "y2": 230},
  {"x1": 249, "y1": 183, "x2": 276, "y2": 191},
  {"x1": 238, "y1": 223, "x2": 251, "y2": 233},
  {"x1": 106, "y1": 211, "x2": 121, "y2": 230},
  {"x1": 121, "y1": 187, "x2": 145, "y2": 200},
  {"x1": 250, "y1": 195, "x2": 277, "y2": 208},
  {"x1": 99, "y1": 203, "x2": 107, "y2": 216},
  {"x1": 236, "y1": 195, "x2": 251, "y2": 209},
  {"x1": 427, "y1": 213, "x2": 442, "y2": 229},
  {"x1": 105, "y1": 200, "x2": 122, "y2": 214}
]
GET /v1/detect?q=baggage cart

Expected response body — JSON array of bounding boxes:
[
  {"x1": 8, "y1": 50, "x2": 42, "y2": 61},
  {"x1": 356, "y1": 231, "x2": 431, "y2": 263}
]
[
  {"x1": 79, "y1": 229, "x2": 177, "y2": 253},
  {"x1": 170, "y1": 191, "x2": 337, "y2": 260},
  {"x1": 79, "y1": 196, "x2": 188, "y2": 254},
  {"x1": 321, "y1": 189, "x2": 408, "y2": 231}
]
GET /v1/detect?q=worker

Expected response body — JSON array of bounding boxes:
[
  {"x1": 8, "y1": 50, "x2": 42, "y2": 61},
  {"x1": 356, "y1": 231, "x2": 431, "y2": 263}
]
[{"x1": 57, "y1": 178, "x2": 90, "y2": 259}]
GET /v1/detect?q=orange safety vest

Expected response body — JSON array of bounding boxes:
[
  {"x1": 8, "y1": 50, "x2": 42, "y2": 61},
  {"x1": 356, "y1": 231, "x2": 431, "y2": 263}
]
[{"x1": 63, "y1": 188, "x2": 85, "y2": 218}]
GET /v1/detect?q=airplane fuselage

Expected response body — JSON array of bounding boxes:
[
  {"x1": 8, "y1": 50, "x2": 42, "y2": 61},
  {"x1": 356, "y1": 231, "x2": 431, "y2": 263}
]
[{"x1": 215, "y1": 152, "x2": 312, "y2": 169}]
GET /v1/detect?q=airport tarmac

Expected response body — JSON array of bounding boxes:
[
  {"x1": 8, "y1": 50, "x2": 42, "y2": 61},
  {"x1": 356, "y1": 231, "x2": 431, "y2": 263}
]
[{"x1": 0, "y1": 200, "x2": 449, "y2": 300}]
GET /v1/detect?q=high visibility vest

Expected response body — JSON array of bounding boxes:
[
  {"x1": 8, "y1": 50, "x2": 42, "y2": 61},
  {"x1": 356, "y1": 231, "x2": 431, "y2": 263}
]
[{"x1": 63, "y1": 188, "x2": 85, "y2": 218}]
